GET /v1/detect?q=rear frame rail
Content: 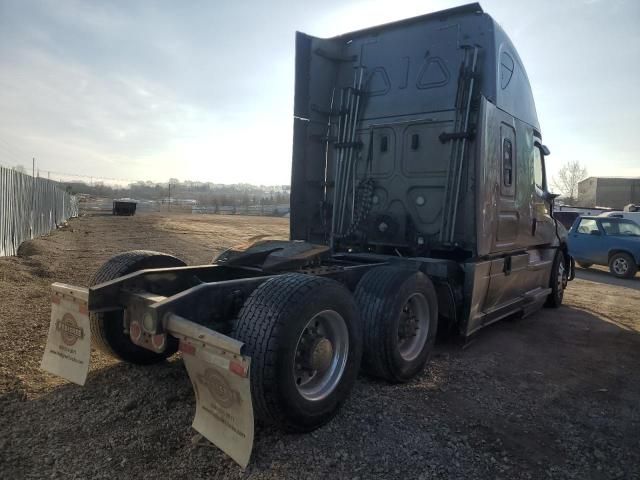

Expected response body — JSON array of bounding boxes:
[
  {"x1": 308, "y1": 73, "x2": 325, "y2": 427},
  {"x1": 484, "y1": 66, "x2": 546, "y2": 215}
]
[{"x1": 89, "y1": 261, "x2": 387, "y2": 337}]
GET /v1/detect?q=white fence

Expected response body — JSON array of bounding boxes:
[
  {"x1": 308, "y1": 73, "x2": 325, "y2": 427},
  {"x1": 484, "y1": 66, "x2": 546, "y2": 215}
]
[
  {"x1": 191, "y1": 204, "x2": 290, "y2": 216},
  {"x1": 0, "y1": 166, "x2": 78, "y2": 256}
]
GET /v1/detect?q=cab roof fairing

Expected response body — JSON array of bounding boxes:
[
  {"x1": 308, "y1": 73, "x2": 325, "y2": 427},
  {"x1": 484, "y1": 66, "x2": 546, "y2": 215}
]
[
  {"x1": 491, "y1": 21, "x2": 540, "y2": 131},
  {"x1": 293, "y1": 3, "x2": 539, "y2": 130}
]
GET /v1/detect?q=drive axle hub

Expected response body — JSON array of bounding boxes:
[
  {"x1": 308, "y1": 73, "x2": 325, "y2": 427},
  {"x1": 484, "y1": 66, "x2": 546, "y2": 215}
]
[
  {"x1": 292, "y1": 310, "x2": 349, "y2": 402},
  {"x1": 309, "y1": 337, "x2": 334, "y2": 372}
]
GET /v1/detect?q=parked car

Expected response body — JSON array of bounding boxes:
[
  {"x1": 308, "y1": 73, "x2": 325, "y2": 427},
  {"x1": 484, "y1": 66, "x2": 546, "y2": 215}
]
[{"x1": 568, "y1": 216, "x2": 640, "y2": 278}]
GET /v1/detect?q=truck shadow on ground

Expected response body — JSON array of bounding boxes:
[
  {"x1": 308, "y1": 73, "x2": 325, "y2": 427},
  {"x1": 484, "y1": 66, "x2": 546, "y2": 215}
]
[{"x1": 2, "y1": 306, "x2": 639, "y2": 479}]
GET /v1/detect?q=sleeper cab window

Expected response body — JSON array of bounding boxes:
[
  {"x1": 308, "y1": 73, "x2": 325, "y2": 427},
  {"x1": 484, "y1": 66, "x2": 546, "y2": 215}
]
[{"x1": 502, "y1": 138, "x2": 513, "y2": 188}]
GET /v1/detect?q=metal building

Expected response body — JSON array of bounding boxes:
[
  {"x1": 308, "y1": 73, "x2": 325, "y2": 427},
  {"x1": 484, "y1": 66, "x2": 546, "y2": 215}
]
[{"x1": 578, "y1": 177, "x2": 640, "y2": 209}]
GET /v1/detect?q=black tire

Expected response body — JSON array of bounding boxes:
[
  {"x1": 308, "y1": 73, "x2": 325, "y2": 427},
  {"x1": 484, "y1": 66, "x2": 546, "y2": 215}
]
[
  {"x1": 89, "y1": 250, "x2": 186, "y2": 364},
  {"x1": 545, "y1": 250, "x2": 568, "y2": 308},
  {"x1": 354, "y1": 266, "x2": 438, "y2": 383},
  {"x1": 577, "y1": 262, "x2": 592, "y2": 269},
  {"x1": 233, "y1": 274, "x2": 362, "y2": 432},
  {"x1": 609, "y1": 252, "x2": 638, "y2": 279}
]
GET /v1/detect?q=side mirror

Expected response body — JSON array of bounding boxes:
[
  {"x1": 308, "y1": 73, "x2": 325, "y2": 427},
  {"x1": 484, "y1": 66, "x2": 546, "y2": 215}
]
[
  {"x1": 541, "y1": 144, "x2": 551, "y2": 156},
  {"x1": 590, "y1": 230, "x2": 601, "y2": 236}
]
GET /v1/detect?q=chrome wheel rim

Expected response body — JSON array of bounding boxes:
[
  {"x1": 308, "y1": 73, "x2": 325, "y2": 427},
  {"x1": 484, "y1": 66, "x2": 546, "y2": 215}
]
[
  {"x1": 613, "y1": 258, "x2": 628, "y2": 275},
  {"x1": 397, "y1": 293, "x2": 430, "y2": 361},
  {"x1": 293, "y1": 310, "x2": 349, "y2": 402}
]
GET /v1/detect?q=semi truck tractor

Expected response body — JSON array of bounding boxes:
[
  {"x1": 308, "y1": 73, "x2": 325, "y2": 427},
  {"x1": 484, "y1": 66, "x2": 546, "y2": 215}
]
[{"x1": 41, "y1": 3, "x2": 572, "y2": 467}]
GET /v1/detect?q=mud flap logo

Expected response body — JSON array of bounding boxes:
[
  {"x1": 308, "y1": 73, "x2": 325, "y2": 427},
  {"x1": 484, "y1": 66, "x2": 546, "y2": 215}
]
[
  {"x1": 56, "y1": 313, "x2": 84, "y2": 346},
  {"x1": 197, "y1": 368, "x2": 241, "y2": 408},
  {"x1": 181, "y1": 342, "x2": 254, "y2": 468},
  {"x1": 40, "y1": 284, "x2": 91, "y2": 386}
]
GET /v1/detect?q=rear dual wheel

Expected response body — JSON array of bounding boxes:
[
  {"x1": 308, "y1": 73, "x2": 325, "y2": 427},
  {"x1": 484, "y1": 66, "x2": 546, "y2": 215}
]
[
  {"x1": 355, "y1": 267, "x2": 438, "y2": 383},
  {"x1": 233, "y1": 267, "x2": 439, "y2": 431},
  {"x1": 233, "y1": 274, "x2": 362, "y2": 432}
]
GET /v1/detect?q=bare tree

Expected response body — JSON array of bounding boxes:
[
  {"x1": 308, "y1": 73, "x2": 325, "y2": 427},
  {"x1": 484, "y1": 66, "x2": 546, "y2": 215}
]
[
  {"x1": 552, "y1": 161, "x2": 588, "y2": 204},
  {"x1": 13, "y1": 164, "x2": 26, "y2": 174}
]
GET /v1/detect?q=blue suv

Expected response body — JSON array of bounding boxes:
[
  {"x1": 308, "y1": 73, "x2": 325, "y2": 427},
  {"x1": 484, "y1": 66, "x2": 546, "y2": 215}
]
[{"x1": 568, "y1": 216, "x2": 640, "y2": 278}]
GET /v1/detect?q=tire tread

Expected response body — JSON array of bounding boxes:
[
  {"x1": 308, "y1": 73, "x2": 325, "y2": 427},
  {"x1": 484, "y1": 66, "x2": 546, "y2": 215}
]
[
  {"x1": 233, "y1": 274, "x2": 358, "y2": 431},
  {"x1": 355, "y1": 266, "x2": 437, "y2": 382}
]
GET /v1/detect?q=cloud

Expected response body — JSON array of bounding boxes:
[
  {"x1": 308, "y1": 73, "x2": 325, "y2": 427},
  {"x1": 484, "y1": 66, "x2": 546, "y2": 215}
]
[
  {"x1": 0, "y1": 0, "x2": 638, "y2": 185},
  {"x1": 0, "y1": 0, "x2": 300, "y2": 183},
  {"x1": 0, "y1": 44, "x2": 215, "y2": 175}
]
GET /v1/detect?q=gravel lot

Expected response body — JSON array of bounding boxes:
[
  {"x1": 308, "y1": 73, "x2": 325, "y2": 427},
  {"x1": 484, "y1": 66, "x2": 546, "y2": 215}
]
[{"x1": 1, "y1": 213, "x2": 639, "y2": 479}]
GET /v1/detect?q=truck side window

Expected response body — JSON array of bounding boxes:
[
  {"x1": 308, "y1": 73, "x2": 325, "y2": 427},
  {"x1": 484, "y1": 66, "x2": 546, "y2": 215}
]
[
  {"x1": 533, "y1": 147, "x2": 544, "y2": 190},
  {"x1": 502, "y1": 138, "x2": 513, "y2": 187}
]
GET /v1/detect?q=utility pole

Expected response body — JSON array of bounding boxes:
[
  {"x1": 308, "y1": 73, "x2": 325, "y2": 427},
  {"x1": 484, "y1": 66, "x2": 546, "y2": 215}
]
[
  {"x1": 31, "y1": 157, "x2": 35, "y2": 237},
  {"x1": 168, "y1": 182, "x2": 171, "y2": 212}
]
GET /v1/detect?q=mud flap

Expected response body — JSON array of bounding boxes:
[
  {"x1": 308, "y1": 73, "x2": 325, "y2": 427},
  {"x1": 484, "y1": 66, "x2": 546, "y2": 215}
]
[
  {"x1": 40, "y1": 288, "x2": 254, "y2": 468},
  {"x1": 165, "y1": 314, "x2": 254, "y2": 468},
  {"x1": 40, "y1": 283, "x2": 91, "y2": 385}
]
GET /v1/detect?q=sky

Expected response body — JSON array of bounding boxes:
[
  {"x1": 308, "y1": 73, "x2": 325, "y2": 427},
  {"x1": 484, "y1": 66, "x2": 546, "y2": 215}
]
[{"x1": 0, "y1": 0, "x2": 638, "y2": 186}]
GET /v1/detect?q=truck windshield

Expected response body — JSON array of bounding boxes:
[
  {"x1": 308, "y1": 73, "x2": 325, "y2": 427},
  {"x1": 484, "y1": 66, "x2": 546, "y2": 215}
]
[{"x1": 600, "y1": 220, "x2": 640, "y2": 236}]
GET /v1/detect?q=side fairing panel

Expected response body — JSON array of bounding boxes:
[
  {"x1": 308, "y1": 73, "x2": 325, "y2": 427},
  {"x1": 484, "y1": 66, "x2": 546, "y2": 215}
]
[{"x1": 290, "y1": 33, "x2": 343, "y2": 242}]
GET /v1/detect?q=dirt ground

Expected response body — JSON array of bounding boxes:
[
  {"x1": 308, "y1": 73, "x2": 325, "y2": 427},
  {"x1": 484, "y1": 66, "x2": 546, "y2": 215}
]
[{"x1": 1, "y1": 213, "x2": 639, "y2": 480}]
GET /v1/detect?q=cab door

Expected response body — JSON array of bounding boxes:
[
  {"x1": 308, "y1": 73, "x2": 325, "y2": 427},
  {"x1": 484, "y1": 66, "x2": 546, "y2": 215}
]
[{"x1": 495, "y1": 123, "x2": 518, "y2": 249}]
